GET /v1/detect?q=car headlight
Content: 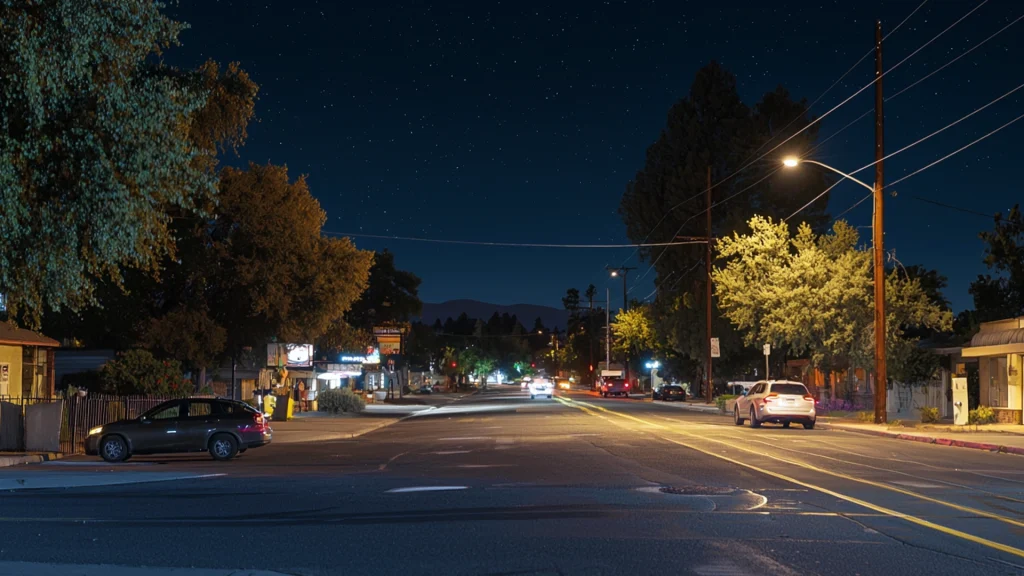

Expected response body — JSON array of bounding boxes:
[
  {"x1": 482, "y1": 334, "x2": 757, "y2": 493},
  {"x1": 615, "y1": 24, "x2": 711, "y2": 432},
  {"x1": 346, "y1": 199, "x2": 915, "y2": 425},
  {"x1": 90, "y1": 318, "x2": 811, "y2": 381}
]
[{"x1": 88, "y1": 426, "x2": 103, "y2": 436}]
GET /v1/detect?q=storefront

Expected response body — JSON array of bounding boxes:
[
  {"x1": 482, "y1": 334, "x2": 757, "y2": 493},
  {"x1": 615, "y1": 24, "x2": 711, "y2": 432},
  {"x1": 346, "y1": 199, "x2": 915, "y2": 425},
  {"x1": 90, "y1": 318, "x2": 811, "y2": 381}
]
[{"x1": 961, "y1": 316, "x2": 1024, "y2": 425}]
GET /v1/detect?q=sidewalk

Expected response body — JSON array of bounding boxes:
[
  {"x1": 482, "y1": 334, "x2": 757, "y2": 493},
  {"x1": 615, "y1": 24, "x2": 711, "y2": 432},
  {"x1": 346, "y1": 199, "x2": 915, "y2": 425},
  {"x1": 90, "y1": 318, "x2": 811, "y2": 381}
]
[
  {"x1": 0, "y1": 452, "x2": 62, "y2": 469},
  {"x1": 820, "y1": 419, "x2": 1024, "y2": 456},
  {"x1": 268, "y1": 415, "x2": 402, "y2": 444}
]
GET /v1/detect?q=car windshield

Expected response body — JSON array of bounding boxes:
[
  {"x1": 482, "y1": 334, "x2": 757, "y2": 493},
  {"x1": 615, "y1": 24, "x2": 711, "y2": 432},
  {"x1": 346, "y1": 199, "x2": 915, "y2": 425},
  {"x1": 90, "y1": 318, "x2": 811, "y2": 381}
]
[{"x1": 770, "y1": 384, "x2": 808, "y2": 396}]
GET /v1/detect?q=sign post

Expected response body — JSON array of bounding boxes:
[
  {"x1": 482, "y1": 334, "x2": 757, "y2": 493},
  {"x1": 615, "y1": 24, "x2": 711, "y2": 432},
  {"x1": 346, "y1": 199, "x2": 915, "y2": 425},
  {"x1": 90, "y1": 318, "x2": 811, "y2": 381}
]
[{"x1": 763, "y1": 343, "x2": 771, "y2": 380}]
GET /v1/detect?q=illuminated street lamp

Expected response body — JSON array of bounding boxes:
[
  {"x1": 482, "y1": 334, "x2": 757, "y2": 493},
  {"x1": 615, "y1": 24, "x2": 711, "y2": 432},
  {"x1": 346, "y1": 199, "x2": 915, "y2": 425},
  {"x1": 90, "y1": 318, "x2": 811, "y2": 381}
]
[
  {"x1": 645, "y1": 360, "x2": 660, "y2": 393},
  {"x1": 782, "y1": 155, "x2": 886, "y2": 422}
]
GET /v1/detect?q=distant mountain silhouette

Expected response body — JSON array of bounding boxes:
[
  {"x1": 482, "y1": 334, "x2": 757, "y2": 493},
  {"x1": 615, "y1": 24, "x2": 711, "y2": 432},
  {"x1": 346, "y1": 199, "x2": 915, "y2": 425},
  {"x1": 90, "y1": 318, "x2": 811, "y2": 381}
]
[{"x1": 418, "y1": 299, "x2": 568, "y2": 331}]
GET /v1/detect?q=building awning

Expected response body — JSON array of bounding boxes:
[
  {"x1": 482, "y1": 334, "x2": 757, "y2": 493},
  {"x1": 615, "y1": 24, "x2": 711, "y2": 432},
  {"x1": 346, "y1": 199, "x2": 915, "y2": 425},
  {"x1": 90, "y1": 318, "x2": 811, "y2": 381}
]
[
  {"x1": 962, "y1": 328, "x2": 1024, "y2": 358},
  {"x1": 0, "y1": 323, "x2": 59, "y2": 348}
]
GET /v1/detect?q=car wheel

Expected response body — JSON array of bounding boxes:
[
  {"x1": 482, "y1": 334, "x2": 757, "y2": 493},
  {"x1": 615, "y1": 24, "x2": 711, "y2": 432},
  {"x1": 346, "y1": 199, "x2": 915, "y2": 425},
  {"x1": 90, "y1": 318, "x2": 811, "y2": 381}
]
[
  {"x1": 733, "y1": 406, "x2": 744, "y2": 426},
  {"x1": 238, "y1": 448, "x2": 247, "y2": 454},
  {"x1": 749, "y1": 407, "x2": 761, "y2": 428},
  {"x1": 209, "y1": 433, "x2": 239, "y2": 461},
  {"x1": 803, "y1": 420, "x2": 816, "y2": 430},
  {"x1": 100, "y1": 435, "x2": 129, "y2": 463},
  {"x1": 782, "y1": 422, "x2": 791, "y2": 429}
]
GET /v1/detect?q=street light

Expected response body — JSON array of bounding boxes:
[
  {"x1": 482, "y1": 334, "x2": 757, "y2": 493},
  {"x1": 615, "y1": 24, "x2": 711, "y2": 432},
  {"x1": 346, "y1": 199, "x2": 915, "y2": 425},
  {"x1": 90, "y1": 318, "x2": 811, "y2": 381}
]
[
  {"x1": 782, "y1": 155, "x2": 887, "y2": 423},
  {"x1": 645, "y1": 360, "x2": 660, "y2": 393}
]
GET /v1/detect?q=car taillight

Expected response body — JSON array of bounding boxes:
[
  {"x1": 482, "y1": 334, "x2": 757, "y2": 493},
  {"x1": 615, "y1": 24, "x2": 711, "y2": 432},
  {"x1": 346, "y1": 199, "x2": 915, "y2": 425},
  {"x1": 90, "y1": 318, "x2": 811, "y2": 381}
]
[
  {"x1": 803, "y1": 395, "x2": 815, "y2": 401},
  {"x1": 762, "y1": 392, "x2": 777, "y2": 404},
  {"x1": 625, "y1": 383, "x2": 630, "y2": 388},
  {"x1": 253, "y1": 412, "x2": 267, "y2": 432}
]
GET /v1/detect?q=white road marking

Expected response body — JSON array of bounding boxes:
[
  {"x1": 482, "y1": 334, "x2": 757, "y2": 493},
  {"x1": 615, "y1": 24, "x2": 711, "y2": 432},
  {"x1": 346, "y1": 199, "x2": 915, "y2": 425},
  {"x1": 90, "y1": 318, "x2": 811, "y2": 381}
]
[
  {"x1": 890, "y1": 481, "x2": 946, "y2": 489},
  {"x1": 430, "y1": 450, "x2": 472, "y2": 455},
  {"x1": 386, "y1": 486, "x2": 469, "y2": 493},
  {"x1": 439, "y1": 437, "x2": 489, "y2": 441}
]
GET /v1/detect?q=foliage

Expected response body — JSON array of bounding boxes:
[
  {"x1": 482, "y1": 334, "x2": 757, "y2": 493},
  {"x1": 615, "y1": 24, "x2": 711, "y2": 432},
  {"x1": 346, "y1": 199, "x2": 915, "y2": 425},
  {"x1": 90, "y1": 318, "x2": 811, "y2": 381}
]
[
  {"x1": 970, "y1": 204, "x2": 1024, "y2": 321},
  {"x1": 856, "y1": 411, "x2": 874, "y2": 423},
  {"x1": 887, "y1": 420, "x2": 904, "y2": 428},
  {"x1": 716, "y1": 394, "x2": 737, "y2": 413},
  {"x1": 713, "y1": 216, "x2": 952, "y2": 380},
  {"x1": 346, "y1": 249, "x2": 422, "y2": 331},
  {"x1": 0, "y1": 2, "x2": 246, "y2": 327},
  {"x1": 620, "y1": 63, "x2": 835, "y2": 382},
  {"x1": 317, "y1": 388, "x2": 365, "y2": 414},
  {"x1": 968, "y1": 405, "x2": 996, "y2": 425},
  {"x1": 610, "y1": 306, "x2": 655, "y2": 355},
  {"x1": 920, "y1": 406, "x2": 940, "y2": 424},
  {"x1": 98, "y1": 350, "x2": 193, "y2": 396},
  {"x1": 143, "y1": 306, "x2": 226, "y2": 370}
]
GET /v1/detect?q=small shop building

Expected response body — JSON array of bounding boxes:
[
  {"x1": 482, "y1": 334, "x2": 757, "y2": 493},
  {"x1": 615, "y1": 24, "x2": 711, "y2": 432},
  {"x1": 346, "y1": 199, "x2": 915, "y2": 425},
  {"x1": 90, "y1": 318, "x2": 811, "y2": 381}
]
[{"x1": 961, "y1": 316, "x2": 1024, "y2": 425}]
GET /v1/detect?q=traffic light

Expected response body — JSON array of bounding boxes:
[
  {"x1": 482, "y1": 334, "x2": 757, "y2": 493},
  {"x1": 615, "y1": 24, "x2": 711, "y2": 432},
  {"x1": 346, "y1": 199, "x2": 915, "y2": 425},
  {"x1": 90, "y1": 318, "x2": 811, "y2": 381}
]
[
  {"x1": 530, "y1": 363, "x2": 535, "y2": 368},
  {"x1": 451, "y1": 362, "x2": 457, "y2": 368}
]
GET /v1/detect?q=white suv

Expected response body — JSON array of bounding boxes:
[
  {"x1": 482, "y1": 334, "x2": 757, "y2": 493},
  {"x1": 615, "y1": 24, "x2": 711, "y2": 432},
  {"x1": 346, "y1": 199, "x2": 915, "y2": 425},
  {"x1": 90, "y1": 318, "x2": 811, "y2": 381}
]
[
  {"x1": 528, "y1": 378, "x2": 553, "y2": 399},
  {"x1": 734, "y1": 380, "x2": 816, "y2": 429}
]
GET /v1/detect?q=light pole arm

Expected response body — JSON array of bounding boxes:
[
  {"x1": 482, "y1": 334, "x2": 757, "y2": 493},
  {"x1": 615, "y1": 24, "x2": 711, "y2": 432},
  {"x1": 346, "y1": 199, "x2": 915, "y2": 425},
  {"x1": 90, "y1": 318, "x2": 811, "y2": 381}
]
[{"x1": 802, "y1": 160, "x2": 876, "y2": 194}]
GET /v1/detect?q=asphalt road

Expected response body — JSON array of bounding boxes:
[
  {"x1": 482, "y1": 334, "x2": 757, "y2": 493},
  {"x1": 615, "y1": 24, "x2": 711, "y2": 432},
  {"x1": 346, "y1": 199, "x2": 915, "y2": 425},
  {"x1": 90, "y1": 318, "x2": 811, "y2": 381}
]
[{"x1": 2, "y1": 385, "x2": 1024, "y2": 575}]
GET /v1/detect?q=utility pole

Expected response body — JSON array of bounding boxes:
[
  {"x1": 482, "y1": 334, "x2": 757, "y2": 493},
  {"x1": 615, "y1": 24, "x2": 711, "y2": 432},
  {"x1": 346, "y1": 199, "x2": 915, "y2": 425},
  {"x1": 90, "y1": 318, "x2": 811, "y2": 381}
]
[
  {"x1": 588, "y1": 292, "x2": 594, "y2": 386},
  {"x1": 873, "y1": 20, "x2": 887, "y2": 424},
  {"x1": 605, "y1": 287, "x2": 611, "y2": 371},
  {"x1": 705, "y1": 165, "x2": 714, "y2": 405},
  {"x1": 606, "y1": 267, "x2": 636, "y2": 312}
]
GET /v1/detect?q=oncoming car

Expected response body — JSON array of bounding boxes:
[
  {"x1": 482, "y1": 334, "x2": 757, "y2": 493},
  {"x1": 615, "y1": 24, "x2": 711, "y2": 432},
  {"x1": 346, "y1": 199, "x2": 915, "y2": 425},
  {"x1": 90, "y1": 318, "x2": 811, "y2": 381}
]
[
  {"x1": 733, "y1": 380, "x2": 816, "y2": 429},
  {"x1": 528, "y1": 378, "x2": 554, "y2": 399},
  {"x1": 86, "y1": 397, "x2": 272, "y2": 462}
]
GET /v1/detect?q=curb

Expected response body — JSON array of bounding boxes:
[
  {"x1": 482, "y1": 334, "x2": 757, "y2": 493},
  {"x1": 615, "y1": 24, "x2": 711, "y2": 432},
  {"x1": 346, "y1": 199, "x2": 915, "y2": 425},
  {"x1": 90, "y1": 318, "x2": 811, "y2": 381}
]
[
  {"x1": 648, "y1": 402, "x2": 722, "y2": 414},
  {"x1": 818, "y1": 423, "x2": 1024, "y2": 456},
  {"x1": 0, "y1": 452, "x2": 62, "y2": 468}
]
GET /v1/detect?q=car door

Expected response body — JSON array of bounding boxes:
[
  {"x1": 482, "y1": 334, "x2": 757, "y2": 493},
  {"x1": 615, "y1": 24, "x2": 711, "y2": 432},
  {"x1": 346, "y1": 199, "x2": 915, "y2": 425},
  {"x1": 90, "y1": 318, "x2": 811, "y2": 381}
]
[
  {"x1": 182, "y1": 399, "x2": 221, "y2": 450},
  {"x1": 738, "y1": 382, "x2": 763, "y2": 414},
  {"x1": 134, "y1": 400, "x2": 188, "y2": 453}
]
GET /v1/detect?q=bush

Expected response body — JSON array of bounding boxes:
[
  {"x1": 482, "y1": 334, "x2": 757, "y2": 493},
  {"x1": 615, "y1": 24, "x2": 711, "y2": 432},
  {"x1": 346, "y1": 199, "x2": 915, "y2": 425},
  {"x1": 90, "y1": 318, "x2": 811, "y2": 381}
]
[
  {"x1": 716, "y1": 394, "x2": 737, "y2": 413},
  {"x1": 888, "y1": 419, "x2": 904, "y2": 428},
  {"x1": 969, "y1": 405, "x2": 996, "y2": 425},
  {"x1": 98, "y1": 349, "x2": 193, "y2": 396},
  {"x1": 856, "y1": 411, "x2": 874, "y2": 423},
  {"x1": 318, "y1": 388, "x2": 365, "y2": 414},
  {"x1": 920, "y1": 406, "x2": 940, "y2": 424}
]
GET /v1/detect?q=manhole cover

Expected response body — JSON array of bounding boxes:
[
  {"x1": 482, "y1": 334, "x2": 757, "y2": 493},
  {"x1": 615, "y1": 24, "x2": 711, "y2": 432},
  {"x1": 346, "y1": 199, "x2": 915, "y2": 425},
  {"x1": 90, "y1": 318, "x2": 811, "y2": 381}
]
[{"x1": 659, "y1": 485, "x2": 737, "y2": 496}]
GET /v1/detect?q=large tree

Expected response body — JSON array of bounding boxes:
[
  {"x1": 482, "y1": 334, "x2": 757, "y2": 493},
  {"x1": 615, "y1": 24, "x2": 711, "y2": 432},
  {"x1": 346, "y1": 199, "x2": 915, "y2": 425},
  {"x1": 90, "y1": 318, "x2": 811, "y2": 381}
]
[
  {"x1": 619, "y1": 62, "x2": 834, "y2": 383},
  {"x1": 0, "y1": 1, "x2": 248, "y2": 327},
  {"x1": 713, "y1": 216, "x2": 952, "y2": 386},
  {"x1": 345, "y1": 249, "x2": 422, "y2": 331},
  {"x1": 970, "y1": 204, "x2": 1024, "y2": 322}
]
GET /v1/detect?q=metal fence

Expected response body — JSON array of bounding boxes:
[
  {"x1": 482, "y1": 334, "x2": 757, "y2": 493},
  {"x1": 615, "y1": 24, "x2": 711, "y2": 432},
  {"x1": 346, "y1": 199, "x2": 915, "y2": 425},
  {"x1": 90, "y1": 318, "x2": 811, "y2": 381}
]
[{"x1": 60, "y1": 394, "x2": 178, "y2": 454}]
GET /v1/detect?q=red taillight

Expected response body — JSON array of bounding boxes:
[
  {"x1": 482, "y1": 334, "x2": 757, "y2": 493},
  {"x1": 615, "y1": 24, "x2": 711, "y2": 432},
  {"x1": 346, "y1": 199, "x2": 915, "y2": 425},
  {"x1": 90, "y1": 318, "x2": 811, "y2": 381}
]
[
  {"x1": 762, "y1": 392, "x2": 777, "y2": 404},
  {"x1": 803, "y1": 395, "x2": 815, "y2": 401},
  {"x1": 625, "y1": 383, "x2": 630, "y2": 388}
]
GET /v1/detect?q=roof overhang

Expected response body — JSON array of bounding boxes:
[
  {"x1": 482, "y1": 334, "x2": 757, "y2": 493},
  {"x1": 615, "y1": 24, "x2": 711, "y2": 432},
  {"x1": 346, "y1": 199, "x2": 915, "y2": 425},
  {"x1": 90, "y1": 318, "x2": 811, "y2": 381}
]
[{"x1": 961, "y1": 343, "x2": 1024, "y2": 358}]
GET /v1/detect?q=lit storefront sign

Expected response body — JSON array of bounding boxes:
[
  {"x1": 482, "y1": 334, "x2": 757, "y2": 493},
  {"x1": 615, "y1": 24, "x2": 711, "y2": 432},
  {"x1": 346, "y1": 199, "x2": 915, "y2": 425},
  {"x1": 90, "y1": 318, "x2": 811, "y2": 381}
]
[
  {"x1": 267, "y1": 343, "x2": 314, "y2": 368},
  {"x1": 339, "y1": 346, "x2": 380, "y2": 365}
]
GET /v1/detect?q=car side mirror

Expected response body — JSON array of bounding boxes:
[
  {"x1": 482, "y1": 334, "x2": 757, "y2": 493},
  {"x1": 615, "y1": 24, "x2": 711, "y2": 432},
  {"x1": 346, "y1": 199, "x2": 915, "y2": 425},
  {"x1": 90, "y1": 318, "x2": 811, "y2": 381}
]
[
  {"x1": 139, "y1": 416, "x2": 150, "y2": 423},
  {"x1": 741, "y1": 390, "x2": 748, "y2": 396}
]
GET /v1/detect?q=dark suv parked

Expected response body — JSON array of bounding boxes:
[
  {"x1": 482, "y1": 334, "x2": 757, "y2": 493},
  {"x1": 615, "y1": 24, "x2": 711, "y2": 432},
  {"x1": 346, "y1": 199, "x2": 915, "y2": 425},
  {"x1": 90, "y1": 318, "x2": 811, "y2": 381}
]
[{"x1": 85, "y1": 398, "x2": 272, "y2": 462}]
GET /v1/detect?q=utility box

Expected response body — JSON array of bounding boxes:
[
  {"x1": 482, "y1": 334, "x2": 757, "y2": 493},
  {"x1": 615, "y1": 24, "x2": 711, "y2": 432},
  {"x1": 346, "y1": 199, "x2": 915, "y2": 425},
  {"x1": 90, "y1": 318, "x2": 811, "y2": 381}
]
[{"x1": 952, "y1": 363, "x2": 969, "y2": 426}]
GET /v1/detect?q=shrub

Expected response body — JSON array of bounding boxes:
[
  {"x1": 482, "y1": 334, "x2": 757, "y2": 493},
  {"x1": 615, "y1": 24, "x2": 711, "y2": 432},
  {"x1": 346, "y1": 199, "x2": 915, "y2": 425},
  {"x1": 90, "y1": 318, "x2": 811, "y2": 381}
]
[
  {"x1": 318, "y1": 388, "x2": 365, "y2": 414},
  {"x1": 920, "y1": 406, "x2": 940, "y2": 424},
  {"x1": 969, "y1": 405, "x2": 996, "y2": 425},
  {"x1": 716, "y1": 394, "x2": 737, "y2": 413},
  {"x1": 888, "y1": 419, "x2": 904, "y2": 428},
  {"x1": 98, "y1": 350, "x2": 193, "y2": 396},
  {"x1": 856, "y1": 411, "x2": 874, "y2": 423}
]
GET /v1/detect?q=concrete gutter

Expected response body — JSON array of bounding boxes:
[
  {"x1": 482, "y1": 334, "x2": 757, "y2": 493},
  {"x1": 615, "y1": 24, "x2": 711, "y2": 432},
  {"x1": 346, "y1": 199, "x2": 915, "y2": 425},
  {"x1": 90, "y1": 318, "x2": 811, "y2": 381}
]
[
  {"x1": 0, "y1": 452, "x2": 62, "y2": 469},
  {"x1": 818, "y1": 422, "x2": 1024, "y2": 456}
]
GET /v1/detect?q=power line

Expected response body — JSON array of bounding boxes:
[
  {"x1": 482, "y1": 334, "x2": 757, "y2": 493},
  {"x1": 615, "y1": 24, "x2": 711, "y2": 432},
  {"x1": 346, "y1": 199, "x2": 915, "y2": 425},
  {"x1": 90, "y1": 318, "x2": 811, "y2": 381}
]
[
  {"x1": 907, "y1": 196, "x2": 994, "y2": 219},
  {"x1": 321, "y1": 231, "x2": 707, "y2": 249},
  {"x1": 808, "y1": 10, "x2": 1022, "y2": 158},
  {"x1": 832, "y1": 110, "x2": 1024, "y2": 221},
  {"x1": 617, "y1": 0, "x2": 982, "y2": 273},
  {"x1": 789, "y1": 81, "x2": 1024, "y2": 223}
]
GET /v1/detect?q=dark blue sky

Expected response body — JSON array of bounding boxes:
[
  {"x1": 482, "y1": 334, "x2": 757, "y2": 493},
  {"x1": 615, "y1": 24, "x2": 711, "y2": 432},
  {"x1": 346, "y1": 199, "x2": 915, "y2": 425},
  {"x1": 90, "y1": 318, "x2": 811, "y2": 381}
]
[{"x1": 167, "y1": 1, "x2": 1022, "y2": 312}]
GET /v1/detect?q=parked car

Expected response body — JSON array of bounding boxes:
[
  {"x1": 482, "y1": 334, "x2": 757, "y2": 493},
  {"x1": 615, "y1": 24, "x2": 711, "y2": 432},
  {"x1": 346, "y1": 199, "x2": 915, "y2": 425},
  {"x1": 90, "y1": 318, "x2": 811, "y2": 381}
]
[
  {"x1": 416, "y1": 386, "x2": 433, "y2": 394},
  {"x1": 653, "y1": 384, "x2": 686, "y2": 401},
  {"x1": 600, "y1": 377, "x2": 631, "y2": 398},
  {"x1": 86, "y1": 397, "x2": 273, "y2": 463},
  {"x1": 528, "y1": 378, "x2": 554, "y2": 399},
  {"x1": 733, "y1": 380, "x2": 816, "y2": 429}
]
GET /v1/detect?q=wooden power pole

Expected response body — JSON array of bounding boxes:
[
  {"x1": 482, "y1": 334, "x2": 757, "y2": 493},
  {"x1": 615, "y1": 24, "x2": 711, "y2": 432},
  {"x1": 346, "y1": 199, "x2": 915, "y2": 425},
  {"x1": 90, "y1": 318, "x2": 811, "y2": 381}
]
[
  {"x1": 873, "y1": 20, "x2": 887, "y2": 424},
  {"x1": 705, "y1": 165, "x2": 714, "y2": 405}
]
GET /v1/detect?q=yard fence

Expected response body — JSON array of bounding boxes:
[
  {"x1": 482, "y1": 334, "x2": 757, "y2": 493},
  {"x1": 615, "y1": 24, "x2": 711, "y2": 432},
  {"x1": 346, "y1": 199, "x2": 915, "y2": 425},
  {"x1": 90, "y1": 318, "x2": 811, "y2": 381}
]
[{"x1": 0, "y1": 393, "x2": 186, "y2": 454}]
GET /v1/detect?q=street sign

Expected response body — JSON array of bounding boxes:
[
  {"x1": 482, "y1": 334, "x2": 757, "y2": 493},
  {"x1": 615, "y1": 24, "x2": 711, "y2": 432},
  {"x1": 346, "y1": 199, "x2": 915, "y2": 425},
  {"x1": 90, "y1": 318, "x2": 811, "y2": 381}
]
[
  {"x1": 763, "y1": 343, "x2": 771, "y2": 356},
  {"x1": 710, "y1": 338, "x2": 720, "y2": 358}
]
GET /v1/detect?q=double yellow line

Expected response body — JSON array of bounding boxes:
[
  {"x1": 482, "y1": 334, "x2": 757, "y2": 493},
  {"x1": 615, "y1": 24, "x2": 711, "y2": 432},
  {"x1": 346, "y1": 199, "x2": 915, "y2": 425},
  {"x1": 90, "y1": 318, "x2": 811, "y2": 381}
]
[{"x1": 555, "y1": 395, "x2": 1024, "y2": 561}]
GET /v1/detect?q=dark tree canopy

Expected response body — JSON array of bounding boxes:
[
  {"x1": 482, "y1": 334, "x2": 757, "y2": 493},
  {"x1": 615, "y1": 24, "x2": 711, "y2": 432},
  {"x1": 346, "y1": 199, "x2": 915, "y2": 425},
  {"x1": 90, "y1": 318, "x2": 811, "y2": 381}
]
[
  {"x1": 619, "y1": 62, "x2": 834, "y2": 381},
  {"x1": 970, "y1": 204, "x2": 1024, "y2": 322}
]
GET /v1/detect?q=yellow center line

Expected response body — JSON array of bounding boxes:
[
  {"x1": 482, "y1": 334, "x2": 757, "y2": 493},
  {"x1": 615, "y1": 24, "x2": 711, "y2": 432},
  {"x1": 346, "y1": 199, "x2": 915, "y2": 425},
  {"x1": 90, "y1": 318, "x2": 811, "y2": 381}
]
[{"x1": 556, "y1": 397, "x2": 1024, "y2": 560}]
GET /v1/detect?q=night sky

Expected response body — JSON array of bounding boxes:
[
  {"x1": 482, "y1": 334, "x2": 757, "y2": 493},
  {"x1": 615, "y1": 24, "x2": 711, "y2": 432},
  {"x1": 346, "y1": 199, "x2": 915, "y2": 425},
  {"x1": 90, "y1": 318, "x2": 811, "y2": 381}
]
[{"x1": 166, "y1": 1, "x2": 1022, "y2": 312}]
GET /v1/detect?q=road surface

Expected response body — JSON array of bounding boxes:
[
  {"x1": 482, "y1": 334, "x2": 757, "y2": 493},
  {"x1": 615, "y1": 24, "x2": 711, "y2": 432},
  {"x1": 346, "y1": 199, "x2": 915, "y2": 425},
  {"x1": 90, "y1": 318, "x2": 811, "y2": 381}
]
[{"x1": 2, "y1": 385, "x2": 1023, "y2": 575}]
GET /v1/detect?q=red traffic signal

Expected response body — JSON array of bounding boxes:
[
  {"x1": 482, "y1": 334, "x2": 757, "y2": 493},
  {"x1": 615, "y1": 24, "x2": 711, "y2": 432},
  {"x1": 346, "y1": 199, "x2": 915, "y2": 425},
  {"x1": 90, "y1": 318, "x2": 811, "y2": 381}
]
[
  {"x1": 451, "y1": 362, "x2": 457, "y2": 368},
  {"x1": 530, "y1": 363, "x2": 535, "y2": 368}
]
